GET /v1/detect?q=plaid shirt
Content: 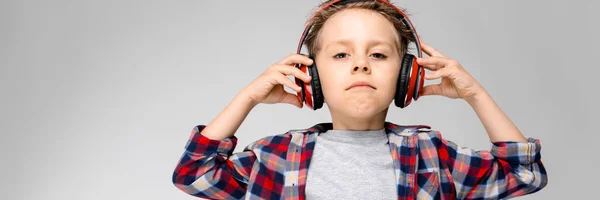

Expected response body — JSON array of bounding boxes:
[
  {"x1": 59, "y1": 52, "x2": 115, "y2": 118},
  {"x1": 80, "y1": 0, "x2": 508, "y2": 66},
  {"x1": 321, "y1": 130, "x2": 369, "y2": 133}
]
[{"x1": 172, "y1": 122, "x2": 547, "y2": 199}]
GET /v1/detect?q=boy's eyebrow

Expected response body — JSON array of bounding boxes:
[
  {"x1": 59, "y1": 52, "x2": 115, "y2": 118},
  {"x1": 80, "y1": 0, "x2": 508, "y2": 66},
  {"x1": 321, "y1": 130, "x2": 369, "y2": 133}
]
[{"x1": 324, "y1": 39, "x2": 395, "y2": 50}]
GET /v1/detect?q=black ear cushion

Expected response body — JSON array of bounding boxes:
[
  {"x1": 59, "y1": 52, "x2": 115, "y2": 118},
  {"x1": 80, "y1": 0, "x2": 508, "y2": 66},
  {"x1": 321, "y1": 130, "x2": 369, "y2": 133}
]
[
  {"x1": 395, "y1": 54, "x2": 414, "y2": 108},
  {"x1": 309, "y1": 61, "x2": 324, "y2": 110}
]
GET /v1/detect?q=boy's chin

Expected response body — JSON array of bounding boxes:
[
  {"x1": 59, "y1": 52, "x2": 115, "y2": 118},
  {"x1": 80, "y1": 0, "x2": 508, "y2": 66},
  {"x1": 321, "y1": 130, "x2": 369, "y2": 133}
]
[{"x1": 336, "y1": 104, "x2": 388, "y2": 120}]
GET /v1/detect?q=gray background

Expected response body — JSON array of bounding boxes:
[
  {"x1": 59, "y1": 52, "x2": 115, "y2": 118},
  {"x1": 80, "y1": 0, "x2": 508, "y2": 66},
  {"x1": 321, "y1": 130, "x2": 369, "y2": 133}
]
[{"x1": 1, "y1": 0, "x2": 598, "y2": 199}]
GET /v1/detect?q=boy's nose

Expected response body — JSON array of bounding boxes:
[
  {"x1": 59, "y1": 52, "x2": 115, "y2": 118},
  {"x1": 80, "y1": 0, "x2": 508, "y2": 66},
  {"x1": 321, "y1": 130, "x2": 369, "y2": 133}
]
[{"x1": 352, "y1": 65, "x2": 371, "y2": 74}]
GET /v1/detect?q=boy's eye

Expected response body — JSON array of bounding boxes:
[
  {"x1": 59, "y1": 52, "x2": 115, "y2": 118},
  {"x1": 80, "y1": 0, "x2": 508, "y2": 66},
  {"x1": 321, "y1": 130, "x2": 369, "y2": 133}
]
[
  {"x1": 333, "y1": 53, "x2": 387, "y2": 59},
  {"x1": 334, "y1": 53, "x2": 348, "y2": 59},
  {"x1": 372, "y1": 53, "x2": 387, "y2": 59}
]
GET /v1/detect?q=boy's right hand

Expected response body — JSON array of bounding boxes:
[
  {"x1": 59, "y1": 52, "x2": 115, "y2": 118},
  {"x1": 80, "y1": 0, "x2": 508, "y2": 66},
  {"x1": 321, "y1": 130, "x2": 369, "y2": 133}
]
[{"x1": 240, "y1": 54, "x2": 313, "y2": 108}]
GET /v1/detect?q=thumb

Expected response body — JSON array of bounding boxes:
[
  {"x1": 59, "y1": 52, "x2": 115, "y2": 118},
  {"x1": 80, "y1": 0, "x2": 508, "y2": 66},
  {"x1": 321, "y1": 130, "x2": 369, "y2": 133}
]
[
  {"x1": 421, "y1": 84, "x2": 442, "y2": 96},
  {"x1": 280, "y1": 92, "x2": 303, "y2": 108},
  {"x1": 424, "y1": 71, "x2": 441, "y2": 80}
]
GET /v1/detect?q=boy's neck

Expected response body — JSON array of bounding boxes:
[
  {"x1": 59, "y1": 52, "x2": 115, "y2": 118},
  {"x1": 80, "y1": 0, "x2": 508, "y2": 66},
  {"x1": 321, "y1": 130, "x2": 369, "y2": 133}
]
[{"x1": 330, "y1": 108, "x2": 388, "y2": 131}]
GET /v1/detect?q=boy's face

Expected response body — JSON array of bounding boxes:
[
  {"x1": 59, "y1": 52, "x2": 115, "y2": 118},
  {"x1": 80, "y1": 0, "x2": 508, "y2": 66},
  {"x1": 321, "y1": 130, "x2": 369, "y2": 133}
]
[{"x1": 315, "y1": 8, "x2": 401, "y2": 120}]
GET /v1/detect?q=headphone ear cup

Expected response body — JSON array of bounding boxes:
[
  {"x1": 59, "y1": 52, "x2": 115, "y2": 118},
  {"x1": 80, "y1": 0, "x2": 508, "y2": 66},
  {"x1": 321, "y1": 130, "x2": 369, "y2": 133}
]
[
  {"x1": 294, "y1": 64, "x2": 308, "y2": 106},
  {"x1": 395, "y1": 54, "x2": 414, "y2": 108},
  {"x1": 413, "y1": 65, "x2": 424, "y2": 101},
  {"x1": 308, "y1": 60, "x2": 324, "y2": 110}
]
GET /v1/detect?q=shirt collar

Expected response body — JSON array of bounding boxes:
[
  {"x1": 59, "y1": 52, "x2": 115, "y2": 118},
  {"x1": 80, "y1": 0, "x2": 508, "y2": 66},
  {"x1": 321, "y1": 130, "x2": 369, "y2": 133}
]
[{"x1": 299, "y1": 121, "x2": 431, "y2": 136}]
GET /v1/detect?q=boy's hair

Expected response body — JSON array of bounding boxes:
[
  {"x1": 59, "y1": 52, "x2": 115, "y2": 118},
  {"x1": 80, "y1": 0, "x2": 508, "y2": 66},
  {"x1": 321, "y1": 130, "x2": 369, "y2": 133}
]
[{"x1": 304, "y1": 0, "x2": 415, "y2": 58}]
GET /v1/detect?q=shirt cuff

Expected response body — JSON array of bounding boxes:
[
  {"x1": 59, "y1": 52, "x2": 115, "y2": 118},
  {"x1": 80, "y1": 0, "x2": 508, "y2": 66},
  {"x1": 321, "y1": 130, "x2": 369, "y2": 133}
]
[
  {"x1": 185, "y1": 125, "x2": 238, "y2": 157},
  {"x1": 491, "y1": 137, "x2": 542, "y2": 165}
]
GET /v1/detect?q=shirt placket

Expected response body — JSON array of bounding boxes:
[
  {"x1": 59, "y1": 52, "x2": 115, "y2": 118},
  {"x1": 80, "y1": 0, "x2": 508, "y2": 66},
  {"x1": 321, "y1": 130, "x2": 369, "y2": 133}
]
[
  {"x1": 284, "y1": 131, "x2": 306, "y2": 200},
  {"x1": 390, "y1": 128, "x2": 419, "y2": 200}
]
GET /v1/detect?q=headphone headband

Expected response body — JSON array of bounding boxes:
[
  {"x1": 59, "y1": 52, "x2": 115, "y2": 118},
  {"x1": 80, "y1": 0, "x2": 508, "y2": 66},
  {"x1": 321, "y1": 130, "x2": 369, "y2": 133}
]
[{"x1": 296, "y1": 0, "x2": 422, "y2": 58}]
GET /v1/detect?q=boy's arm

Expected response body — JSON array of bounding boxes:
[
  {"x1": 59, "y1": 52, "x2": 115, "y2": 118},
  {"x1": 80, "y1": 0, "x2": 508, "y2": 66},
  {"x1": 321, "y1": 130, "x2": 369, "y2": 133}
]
[
  {"x1": 200, "y1": 91, "x2": 258, "y2": 141},
  {"x1": 437, "y1": 91, "x2": 547, "y2": 198},
  {"x1": 172, "y1": 92, "x2": 258, "y2": 199},
  {"x1": 465, "y1": 89, "x2": 527, "y2": 143},
  {"x1": 172, "y1": 125, "x2": 257, "y2": 199},
  {"x1": 171, "y1": 53, "x2": 310, "y2": 198},
  {"x1": 429, "y1": 131, "x2": 547, "y2": 199}
]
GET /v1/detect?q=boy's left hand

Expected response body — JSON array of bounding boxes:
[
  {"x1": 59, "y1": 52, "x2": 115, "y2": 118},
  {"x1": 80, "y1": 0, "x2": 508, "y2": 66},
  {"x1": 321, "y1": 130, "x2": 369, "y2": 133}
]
[{"x1": 416, "y1": 42, "x2": 485, "y2": 102}]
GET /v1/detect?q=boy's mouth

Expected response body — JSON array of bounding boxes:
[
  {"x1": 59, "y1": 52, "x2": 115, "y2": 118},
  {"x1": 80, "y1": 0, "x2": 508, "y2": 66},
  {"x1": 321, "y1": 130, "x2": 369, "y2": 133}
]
[{"x1": 346, "y1": 81, "x2": 376, "y2": 90}]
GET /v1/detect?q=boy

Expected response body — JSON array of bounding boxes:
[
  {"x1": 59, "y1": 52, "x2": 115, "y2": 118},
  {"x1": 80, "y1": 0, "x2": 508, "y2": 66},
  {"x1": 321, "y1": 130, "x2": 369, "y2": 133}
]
[{"x1": 172, "y1": 0, "x2": 547, "y2": 199}]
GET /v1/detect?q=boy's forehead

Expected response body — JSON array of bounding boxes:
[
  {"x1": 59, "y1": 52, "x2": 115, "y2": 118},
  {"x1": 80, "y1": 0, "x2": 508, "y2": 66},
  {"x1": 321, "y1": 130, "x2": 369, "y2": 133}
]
[
  {"x1": 318, "y1": 10, "x2": 400, "y2": 49},
  {"x1": 323, "y1": 38, "x2": 396, "y2": 49},
  {"x1": 319, "y1": 29, "x2": 400, "y2": 50}
]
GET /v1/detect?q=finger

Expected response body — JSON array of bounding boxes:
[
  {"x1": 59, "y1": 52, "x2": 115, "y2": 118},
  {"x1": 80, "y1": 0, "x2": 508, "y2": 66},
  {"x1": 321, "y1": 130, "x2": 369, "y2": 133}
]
[
  {"x1": 275, "y1": 64, "x2": 312, "y2": 82},
  {"x1": 421, "y1": 84, "x2": 442, "y2": 96},
  {"x1": 280, "y1": 92, "x2": 303, "y2": 108},
  {"x1": 278, "y1": 54, "x2": 314, "y2": 66},
  {"x1": 420, "y1": 42, "x2": 447, "y2": 58},
  {"x1": 275, "y1": 73, "x2": 302, "y2": 92},
  {"x1": 424, "y1": 68, "x2": 449, "y2": 80},
  {"x1": 420, "y1": 64, "x2": 443, "y2": 71},
  {"x1": 416, "y1": 57, "x2": 452, "y2": 71}
]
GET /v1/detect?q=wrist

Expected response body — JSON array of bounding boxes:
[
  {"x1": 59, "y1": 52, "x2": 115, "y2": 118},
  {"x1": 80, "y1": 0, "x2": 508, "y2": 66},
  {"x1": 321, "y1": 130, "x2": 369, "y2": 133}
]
[
  {"x1": 236, "y1": 89, "x2": 259, "y2": 108},
  {"x1": 465, "y1": 88, "x2": 490, "y2": 107}
]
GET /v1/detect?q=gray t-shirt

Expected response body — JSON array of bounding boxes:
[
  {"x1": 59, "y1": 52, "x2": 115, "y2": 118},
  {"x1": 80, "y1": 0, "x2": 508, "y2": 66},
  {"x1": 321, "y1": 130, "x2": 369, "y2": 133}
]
[{"x1": 305, "y1": 128, "x2": 397, "y2": 200}]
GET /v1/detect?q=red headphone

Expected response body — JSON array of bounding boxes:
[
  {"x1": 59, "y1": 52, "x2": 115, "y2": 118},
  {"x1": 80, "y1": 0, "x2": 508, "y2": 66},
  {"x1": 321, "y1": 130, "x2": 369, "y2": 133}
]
[{"x1": 294, "y1": 0, "x2": 425, "y2": 110}]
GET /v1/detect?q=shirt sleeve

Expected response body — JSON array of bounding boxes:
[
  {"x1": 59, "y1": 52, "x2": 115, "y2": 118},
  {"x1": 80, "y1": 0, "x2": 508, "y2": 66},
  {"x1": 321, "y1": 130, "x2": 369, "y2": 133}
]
[
  {"x1": 172, "y1": 125, "x2": 257, "y2": 199},
  {"x1": 430, "y1": 131, "x2": 548, "y2": 199}
]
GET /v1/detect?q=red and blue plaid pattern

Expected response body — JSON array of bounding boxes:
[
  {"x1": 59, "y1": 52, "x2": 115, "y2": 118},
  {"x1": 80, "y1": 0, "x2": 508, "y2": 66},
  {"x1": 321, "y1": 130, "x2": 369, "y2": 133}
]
[{"x1": 173, "y1": 122, "x2": 547, "y2": 199}]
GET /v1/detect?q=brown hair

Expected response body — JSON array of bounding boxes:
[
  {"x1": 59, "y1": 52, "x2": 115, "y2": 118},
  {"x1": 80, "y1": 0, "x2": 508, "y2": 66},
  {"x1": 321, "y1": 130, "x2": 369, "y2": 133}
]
[{"x1": 303, "y1": 0, "x2": 415, "y2": 58}]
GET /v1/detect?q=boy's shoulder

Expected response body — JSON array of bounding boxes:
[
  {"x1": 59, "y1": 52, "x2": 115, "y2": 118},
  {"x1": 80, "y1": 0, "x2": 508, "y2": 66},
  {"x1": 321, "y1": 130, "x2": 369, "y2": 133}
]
[
  {"x1": 242, "y1": 128, "x2": 306, "y2": 151},
  {"x1": 242, "y1": 123, "x2": 329, "y2": 150}
]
